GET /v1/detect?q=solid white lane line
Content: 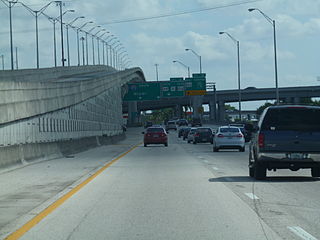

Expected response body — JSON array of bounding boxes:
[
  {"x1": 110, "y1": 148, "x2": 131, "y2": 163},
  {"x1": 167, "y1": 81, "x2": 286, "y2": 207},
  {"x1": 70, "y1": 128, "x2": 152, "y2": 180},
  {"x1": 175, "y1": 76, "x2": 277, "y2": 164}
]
[
  {"x1": 212, "y1": 167, "x2": 219, "y2": 170},
  {"x1": 288, "y1": 226, "x2": 318, "y2": 240},
  {"x1": 245, "y1": 193, "x2": 259, "y2": 200}
]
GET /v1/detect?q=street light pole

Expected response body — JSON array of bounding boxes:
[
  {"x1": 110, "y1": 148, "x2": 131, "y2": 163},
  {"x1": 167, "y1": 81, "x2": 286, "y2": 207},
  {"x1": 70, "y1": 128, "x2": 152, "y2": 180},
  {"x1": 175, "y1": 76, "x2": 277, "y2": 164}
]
[
  {"x1": 155, "y1": 63, "x2": 159, "y2": 81},
  {"x1": 249, "y1": 8, "x2": 279, "y2": 104},
  {"x1": 54, "y1": 1, "x2": 66, "y2": 66},
  {"x1": 173, "y1": 60, "x2": 190, "y2": 78},
  {"x1": 185, "y1": 48, "x2": 202, "y2": 73},
  {"x1": 76, "y1": 21, "x2": 93, "y2": 66},
  {"x1": 96, "y1": 30, "x2": 107, "y2": 65},
  {"x1": 20, "y1": 2, "x2": 55, "y2": 69},
  {"x1": 80, "y1": 36, "x2": 85, "y2": 65},
  {"x1": 219, "y1": 31, "x2": 242, "y2": 121},
  {"x1": 1, "y1": 0, "x2": 18, "y2": 70},
  {"x1": 66, "y1": 16, "x2": 84, "y2": 66}
]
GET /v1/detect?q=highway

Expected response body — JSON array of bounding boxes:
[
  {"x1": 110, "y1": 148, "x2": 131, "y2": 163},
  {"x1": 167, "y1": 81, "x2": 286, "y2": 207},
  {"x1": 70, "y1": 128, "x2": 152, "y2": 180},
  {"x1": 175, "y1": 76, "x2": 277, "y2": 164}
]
[{"x1": 1, "y1": 126, "x2": 320, "y2": 240}]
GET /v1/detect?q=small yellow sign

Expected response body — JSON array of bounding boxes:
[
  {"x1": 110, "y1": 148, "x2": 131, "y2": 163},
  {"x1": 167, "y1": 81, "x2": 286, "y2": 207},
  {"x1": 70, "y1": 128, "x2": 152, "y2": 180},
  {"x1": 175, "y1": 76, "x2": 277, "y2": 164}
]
[{"x1": 185, "y1": 90, "x2": 206, "y2": 96}]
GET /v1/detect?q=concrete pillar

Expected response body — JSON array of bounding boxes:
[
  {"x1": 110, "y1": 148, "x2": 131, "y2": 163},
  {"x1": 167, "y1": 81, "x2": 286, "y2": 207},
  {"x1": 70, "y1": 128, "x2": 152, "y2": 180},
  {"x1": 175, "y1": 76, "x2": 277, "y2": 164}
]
[
  {"x1": 209, "y1": 99, "x2": 217, "y2": 122},
  {"x1": 192, "y1": 95, "x2": 204, "y2": 119},
  {"x1": 217, "y1": 101, "x2": 226, "y2": 123},
  {"x1": 293, "y1": 97, "x2": 301, "y2": 104},
  {"x1": 175, "y1": 104, "x2": 183, "y2": 119},
  {"x1": 128, "y1": 101, "x2": 138, "y2": 126}
]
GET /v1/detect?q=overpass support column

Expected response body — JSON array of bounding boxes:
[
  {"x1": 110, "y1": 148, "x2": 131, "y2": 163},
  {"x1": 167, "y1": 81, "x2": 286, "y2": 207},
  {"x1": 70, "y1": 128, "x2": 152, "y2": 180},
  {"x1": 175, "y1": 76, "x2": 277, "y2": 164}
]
[
  {"x1": 192, "y1": 96, "x2": 204, "y2": 119},
  {"x1": 209, "y1": 99, "x2": 217, "y2": 122},
  {"x1": 217, "y1": 101, "x2": 226, "y2": 123},
  {"x1": 294, "y1": 97, "x2": 301, "y2": 104},
  {"x1": 175, "y1": 104, "x2": 183, "y2": 119},
  {"x1": 285, "y1": 97, "x2": 292, "y2": 104},
  {"x1": 128, "y1": 101, "x2": 138, "y2": 126}
]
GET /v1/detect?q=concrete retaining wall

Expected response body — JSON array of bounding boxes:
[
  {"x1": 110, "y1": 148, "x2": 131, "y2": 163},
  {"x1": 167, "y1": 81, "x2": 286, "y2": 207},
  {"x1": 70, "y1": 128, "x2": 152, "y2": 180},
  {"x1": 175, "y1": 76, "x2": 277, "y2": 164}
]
[
  {"x1": 0, "y1": 133, "x2": 125, "y2": 169},
  {"x1": 0, "y1": 66, "x2": 145, "y2": 124},
  {"x1": 0, "y1": 65, "x2": 113, "y2": 82}
]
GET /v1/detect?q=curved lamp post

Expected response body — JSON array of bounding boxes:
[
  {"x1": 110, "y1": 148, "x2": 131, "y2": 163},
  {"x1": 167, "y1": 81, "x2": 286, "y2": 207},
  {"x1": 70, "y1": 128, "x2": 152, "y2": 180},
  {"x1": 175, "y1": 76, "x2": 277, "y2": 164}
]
[
  {"x1": 173, "y1": 60, "x2": 190, "y2": 78},
  {"x1": 20, "y1": 1, "x2": 56, "y2": 69},
  {"x1": 77, "y1": 22, "x2": 94, "y2": 65},
  {"x1": 219, "y1": 31, "x2": 242, "y2": 120},
  {"x1": 249, "y1": 8, "x2": 279, "y2": 104},
  {"x1": 66, "y1": 16, "x2": 84, "y2": 66},
  {"x1": 185, "y1": 48, "x2": 202, "y2": 73}
]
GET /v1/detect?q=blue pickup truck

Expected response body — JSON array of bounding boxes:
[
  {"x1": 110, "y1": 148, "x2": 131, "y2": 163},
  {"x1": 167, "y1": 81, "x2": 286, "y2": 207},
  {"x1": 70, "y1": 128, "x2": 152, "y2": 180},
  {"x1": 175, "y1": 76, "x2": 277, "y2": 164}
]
[{"x1": 249, "y1": 105, "x2": 320, "y2": 180}]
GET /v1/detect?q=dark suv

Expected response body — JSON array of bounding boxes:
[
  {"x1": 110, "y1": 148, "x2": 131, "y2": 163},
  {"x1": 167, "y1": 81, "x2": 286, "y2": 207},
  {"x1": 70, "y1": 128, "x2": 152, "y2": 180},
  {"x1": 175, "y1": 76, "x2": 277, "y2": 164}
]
[
  {"x1": 193, "y1": 128, "x2": 214, "y2": 144},
  {"x1": 249, "y1": 105, "x2": 320, "y2": 180},
  {"x1": 191, "y1": 118, "x2": 202, "y2": 127}
]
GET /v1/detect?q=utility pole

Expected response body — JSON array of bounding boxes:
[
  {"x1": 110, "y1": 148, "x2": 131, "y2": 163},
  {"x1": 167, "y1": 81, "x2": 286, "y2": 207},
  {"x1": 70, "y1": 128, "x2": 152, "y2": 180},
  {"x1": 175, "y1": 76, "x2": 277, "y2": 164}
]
[{"x1": 15, "y1": 47, "x2": 18, "y2": 69}]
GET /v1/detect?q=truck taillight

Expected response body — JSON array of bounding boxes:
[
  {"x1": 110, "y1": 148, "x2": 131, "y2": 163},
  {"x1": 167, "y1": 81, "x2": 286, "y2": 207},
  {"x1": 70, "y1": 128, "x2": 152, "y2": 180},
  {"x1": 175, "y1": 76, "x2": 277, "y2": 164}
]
[{"x1": 258, "y1": 133, "x2": 264, "y2": 148}]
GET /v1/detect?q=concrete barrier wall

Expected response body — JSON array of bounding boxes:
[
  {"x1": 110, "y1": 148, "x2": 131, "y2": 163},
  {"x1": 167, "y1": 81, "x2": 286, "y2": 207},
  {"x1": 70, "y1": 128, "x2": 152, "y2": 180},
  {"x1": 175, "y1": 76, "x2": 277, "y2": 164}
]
[
  {"x1": 0, "y1": 133, "x2": 125, "y2": 169},
  {"x1": 0, "y1": 65, "x2": 113, "y2": 82},
  {"x1": 0, "y1": 66, "x2": 145, "y2": 124},
  {"x1": 0, "y1": 65, "x2": 145, "y2": 168}
]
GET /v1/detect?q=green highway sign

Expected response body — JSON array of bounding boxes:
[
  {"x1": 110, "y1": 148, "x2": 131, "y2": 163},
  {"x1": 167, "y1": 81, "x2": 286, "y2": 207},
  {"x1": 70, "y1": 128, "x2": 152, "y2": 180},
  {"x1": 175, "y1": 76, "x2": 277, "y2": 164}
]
[
  {"x1": 123, "y1": 73, "x2": 207, "y2": 101},
  {"x1": 124, "y1": 82, "x2": 161, "y2": 101},
  {"x1": 161, "y1": 81, "x2": 185, "y2": 98}
]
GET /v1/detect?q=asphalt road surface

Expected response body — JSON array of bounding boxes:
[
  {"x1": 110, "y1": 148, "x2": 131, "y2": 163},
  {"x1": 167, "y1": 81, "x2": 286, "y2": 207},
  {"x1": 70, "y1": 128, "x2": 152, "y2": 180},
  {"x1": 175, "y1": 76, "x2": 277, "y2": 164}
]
[{"x1": 1, "y1": 126, "x2": 319, "y2": 240}]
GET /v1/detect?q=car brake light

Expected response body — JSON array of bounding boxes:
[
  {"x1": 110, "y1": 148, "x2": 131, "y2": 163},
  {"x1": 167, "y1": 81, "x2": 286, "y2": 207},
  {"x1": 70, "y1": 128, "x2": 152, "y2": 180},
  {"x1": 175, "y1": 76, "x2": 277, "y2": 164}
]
[
  {"x1": 195, "y1": 133, "x2": 200, "y2": 137},
  {"x1": 146, "y1": 133, "x2": 151, "y2": 137},
  {"x1": 258, "y1": 133, "x2": 264, "y2": 148},
  {"x1": 217, "y1": 134, "x2": 224, "y2": 138},
  {"x1": 236, "y1": 133, "x2": 243, "y2": 138}
]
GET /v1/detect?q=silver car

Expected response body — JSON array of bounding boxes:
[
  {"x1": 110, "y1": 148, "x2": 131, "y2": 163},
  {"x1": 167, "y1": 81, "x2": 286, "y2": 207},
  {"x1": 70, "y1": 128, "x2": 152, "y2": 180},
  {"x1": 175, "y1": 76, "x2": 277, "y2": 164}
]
[
  {"x1": 187, "y1": 128, "x2": 197, "y2": 143},
  {"x1": 213, "y1": 126, "x2": 245, "y2": 152}
]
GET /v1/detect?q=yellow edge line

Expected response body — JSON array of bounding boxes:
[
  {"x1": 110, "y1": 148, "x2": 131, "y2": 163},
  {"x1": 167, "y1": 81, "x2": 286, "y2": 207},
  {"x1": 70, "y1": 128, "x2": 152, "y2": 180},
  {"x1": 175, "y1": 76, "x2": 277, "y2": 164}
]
[{"x1": 5, "y1": 143, "x2": 141, "y2": 240}]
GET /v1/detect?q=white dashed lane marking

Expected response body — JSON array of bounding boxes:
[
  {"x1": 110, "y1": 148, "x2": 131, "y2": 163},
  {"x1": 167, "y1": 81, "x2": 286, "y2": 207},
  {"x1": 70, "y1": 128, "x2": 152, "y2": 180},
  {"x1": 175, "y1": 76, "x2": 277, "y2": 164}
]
[
  {"x1": 288, "y1": 226, "x2": 318, "y2": 240},
  {"x1": 245, "y1": 193, "x2": 259, "y2": 200}
]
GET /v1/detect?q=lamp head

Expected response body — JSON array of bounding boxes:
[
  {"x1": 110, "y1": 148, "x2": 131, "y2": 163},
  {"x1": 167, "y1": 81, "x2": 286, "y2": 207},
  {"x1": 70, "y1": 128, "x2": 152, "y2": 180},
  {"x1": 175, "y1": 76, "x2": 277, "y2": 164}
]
[
  {"x1": 219, "y1": 32, "x2": 225, "y2": 35},
  {"x1": 69, "y1": 10, "x2": 75, "y2": 12},
  {"x1": 79, "y1": 16, "x2": 85, "y2": 19},
  {"x1": 185, "y1": 48, "x2": 190, "y2": 51},
  {"x1": 173, "y1": 60, "x2": 177, "y2": 63},
  {"x1": 248, "y1": 8, "x2": 256, "y2": 12}
]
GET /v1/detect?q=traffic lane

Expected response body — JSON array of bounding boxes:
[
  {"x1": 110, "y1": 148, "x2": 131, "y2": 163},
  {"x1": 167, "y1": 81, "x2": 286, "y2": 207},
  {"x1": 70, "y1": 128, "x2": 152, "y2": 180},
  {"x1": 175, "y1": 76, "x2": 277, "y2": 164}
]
[
  {"x1": 178, "y1": 137, "x2": 320, "y2": 239},
  {"x1": 0, "y1": 128, "x2": 142, "y2": 239},
  {"x1": 20, "y1": 140, "x2": 280, "y2": 240}
]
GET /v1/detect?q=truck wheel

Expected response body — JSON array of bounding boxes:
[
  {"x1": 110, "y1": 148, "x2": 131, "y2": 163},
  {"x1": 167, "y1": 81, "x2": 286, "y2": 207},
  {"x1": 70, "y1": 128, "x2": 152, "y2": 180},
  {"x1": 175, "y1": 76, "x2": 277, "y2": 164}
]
[
  {"x1": 240, "y1": 147, "x2": 245, "y2": 152},
  {"x1": 193, "y1": 141, "x2": 197, "y2": 144},
  {"x1": 254, "y1": 163, "x2": 266, "y2": 180},
  {"x1": 164, "y1": 143, "x2": 168, "y2": 147},
  {"x1": 213, "y1": 147, "x2": 219, "y2": 152},
  {"x1": 144, "y1": 143, "x2": 147, "y2": 147},
  {"x1": 311, "y1": 167, "x2": 320, "y2": 177}
]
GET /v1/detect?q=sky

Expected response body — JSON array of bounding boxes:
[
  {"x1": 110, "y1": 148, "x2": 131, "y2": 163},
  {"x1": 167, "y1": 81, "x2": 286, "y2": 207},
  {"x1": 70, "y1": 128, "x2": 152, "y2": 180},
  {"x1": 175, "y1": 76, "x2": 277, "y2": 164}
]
[{"x1": 1, "y1": 0, "x2": 320, "y2": 110}]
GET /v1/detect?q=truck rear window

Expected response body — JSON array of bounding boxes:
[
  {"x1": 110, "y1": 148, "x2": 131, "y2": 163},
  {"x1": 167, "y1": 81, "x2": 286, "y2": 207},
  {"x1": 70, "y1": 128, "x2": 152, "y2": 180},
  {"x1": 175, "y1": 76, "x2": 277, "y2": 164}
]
[
  {"x1": 261, "y1": 108, "x2": 320, "y2": 131},
  {"x1": 147, "y1": 128, "x2": 165, "y2": 133}
]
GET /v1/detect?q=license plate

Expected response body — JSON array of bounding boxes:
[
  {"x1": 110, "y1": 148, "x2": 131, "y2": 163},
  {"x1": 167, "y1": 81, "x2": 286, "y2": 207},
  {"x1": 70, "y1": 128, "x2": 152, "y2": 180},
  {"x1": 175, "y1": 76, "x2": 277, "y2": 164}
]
[{"x1": 153, "y1": 134, "x2": 159, "y2": 138}]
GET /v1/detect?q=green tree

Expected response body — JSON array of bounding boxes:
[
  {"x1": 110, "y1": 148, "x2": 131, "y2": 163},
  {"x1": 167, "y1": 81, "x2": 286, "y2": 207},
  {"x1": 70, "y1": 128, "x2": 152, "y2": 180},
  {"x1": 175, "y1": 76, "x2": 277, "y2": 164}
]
[{"x1": 256, "y1": 102, "x2": 275, "y2": 115}]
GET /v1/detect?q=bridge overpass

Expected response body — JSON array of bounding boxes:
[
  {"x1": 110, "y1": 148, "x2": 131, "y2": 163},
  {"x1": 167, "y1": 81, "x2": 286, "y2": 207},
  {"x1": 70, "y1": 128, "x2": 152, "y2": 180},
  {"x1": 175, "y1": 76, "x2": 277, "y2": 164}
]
[
  {"x1": 0, "y1": 66, "x2": 145, "y2": 167},
  {"x1": 123, "y1": 85, "x2": 320, "y2": 121}
]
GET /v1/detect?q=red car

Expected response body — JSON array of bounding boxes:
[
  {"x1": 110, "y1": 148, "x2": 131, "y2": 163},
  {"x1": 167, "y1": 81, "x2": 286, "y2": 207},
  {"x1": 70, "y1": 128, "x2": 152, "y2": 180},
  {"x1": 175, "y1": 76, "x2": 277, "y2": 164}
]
[{"x1": 143, "y1": 127, "x2": 168, "y2": 147}]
